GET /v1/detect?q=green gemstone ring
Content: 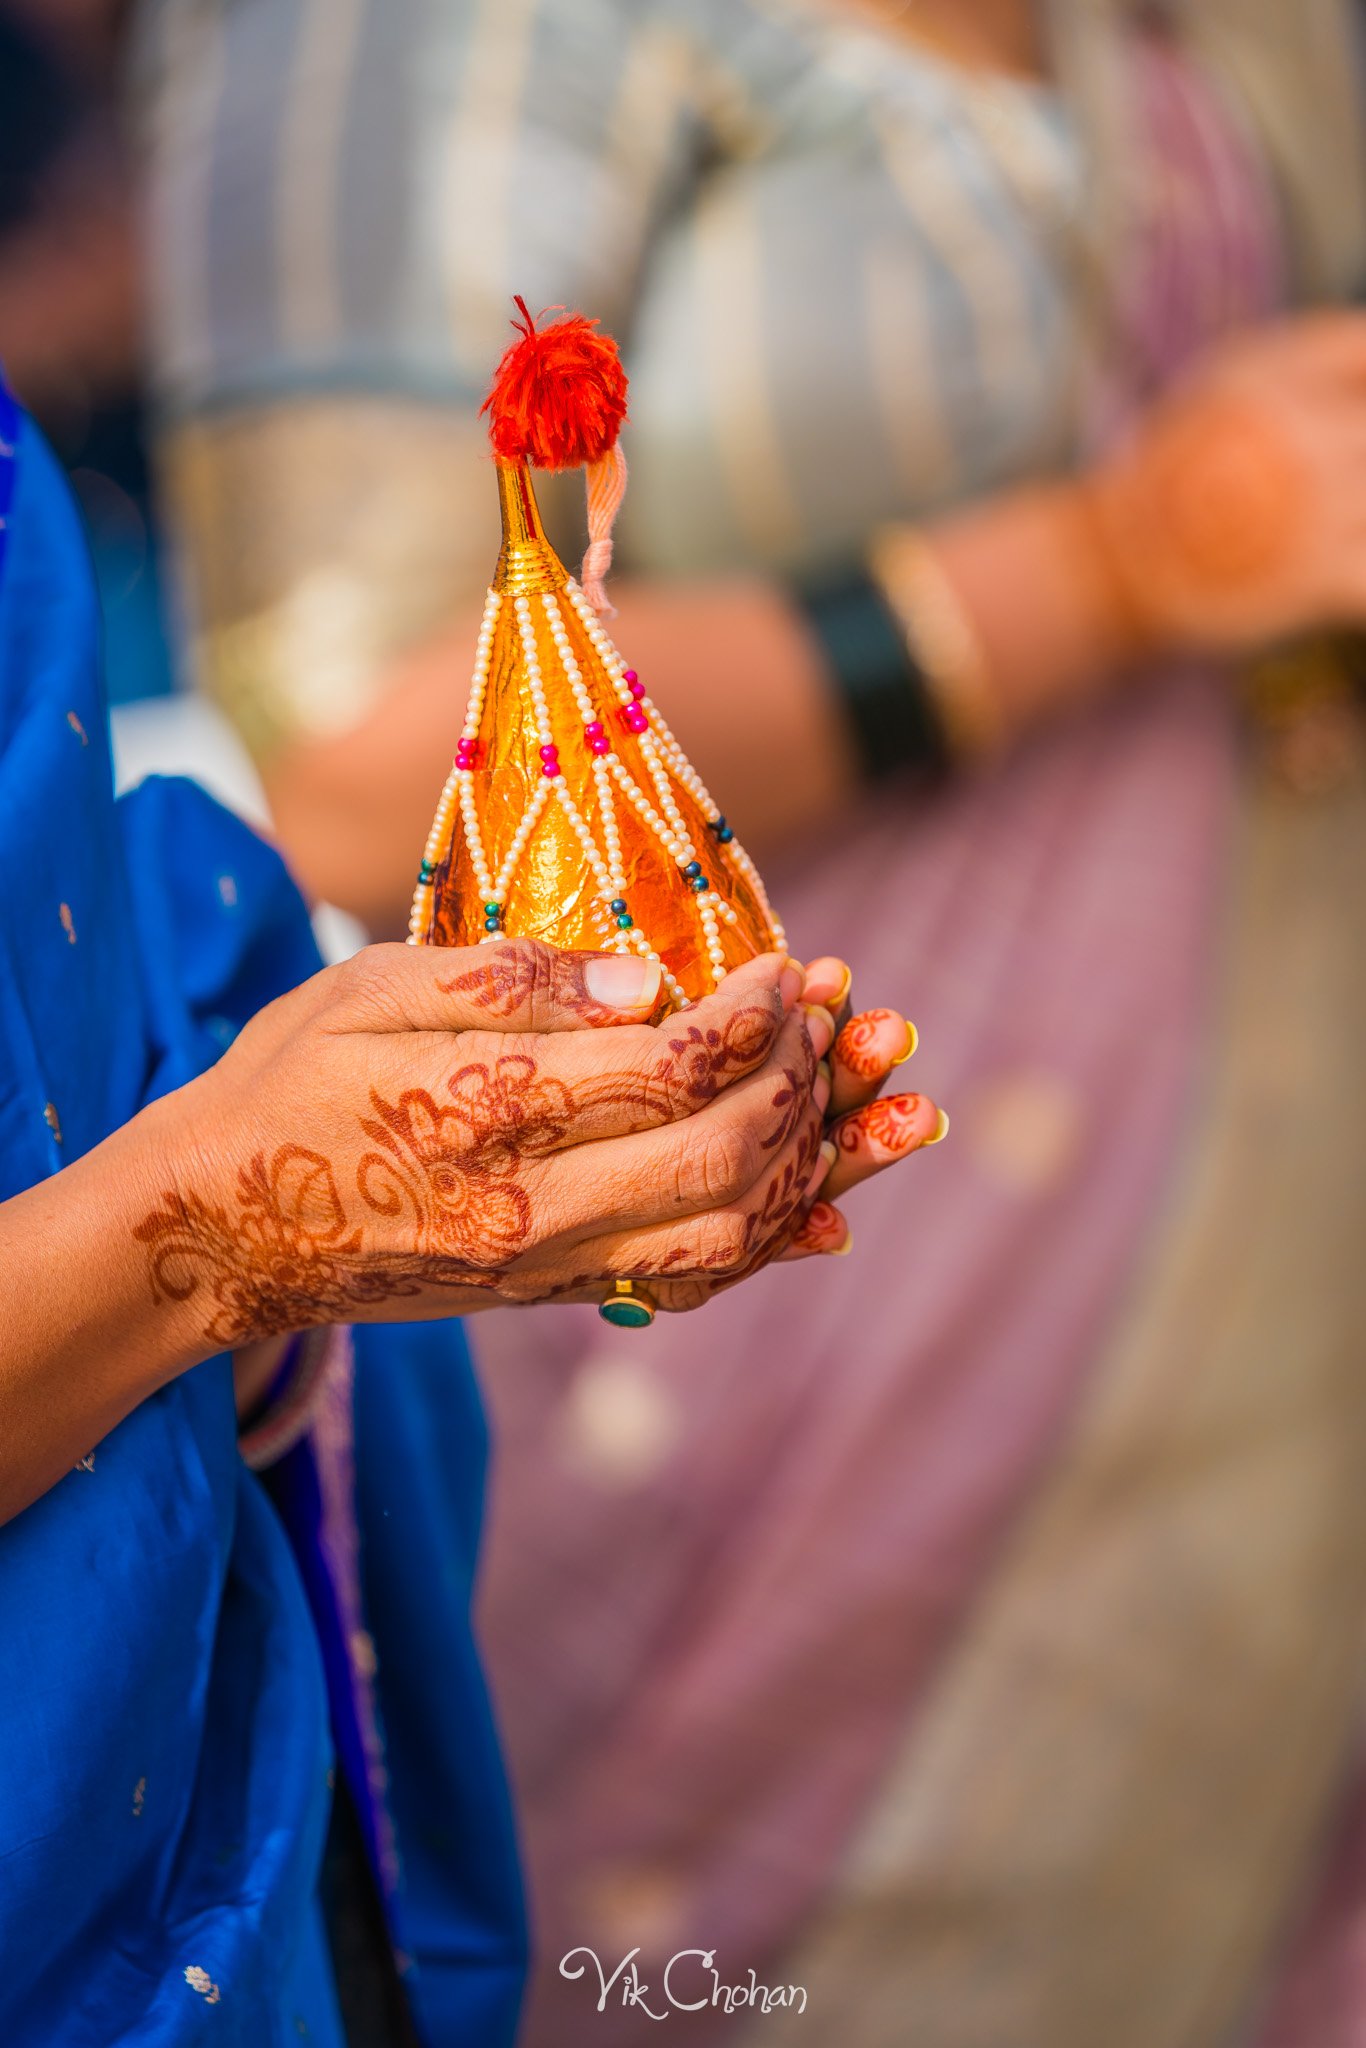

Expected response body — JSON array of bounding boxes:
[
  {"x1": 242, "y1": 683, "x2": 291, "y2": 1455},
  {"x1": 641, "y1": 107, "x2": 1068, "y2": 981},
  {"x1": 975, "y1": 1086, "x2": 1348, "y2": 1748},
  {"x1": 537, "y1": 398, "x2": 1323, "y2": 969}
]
[{"x1": 599, "y1": 1280, "x2": 657, "y2": 1329}]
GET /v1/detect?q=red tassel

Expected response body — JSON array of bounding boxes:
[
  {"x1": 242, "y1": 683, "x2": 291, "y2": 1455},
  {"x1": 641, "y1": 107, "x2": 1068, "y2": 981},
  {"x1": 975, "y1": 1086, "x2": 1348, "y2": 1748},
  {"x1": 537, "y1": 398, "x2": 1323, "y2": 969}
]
[{"x1": 480, "y1": 297, "x2": 628, "y2": 470}]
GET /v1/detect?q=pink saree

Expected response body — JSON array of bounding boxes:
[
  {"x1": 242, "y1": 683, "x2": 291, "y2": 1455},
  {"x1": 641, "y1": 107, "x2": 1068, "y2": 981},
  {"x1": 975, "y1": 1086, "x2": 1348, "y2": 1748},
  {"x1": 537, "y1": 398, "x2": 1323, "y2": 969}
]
[{"x1": 470, "y1": 34, "x2": 1363, "y2": 2046}]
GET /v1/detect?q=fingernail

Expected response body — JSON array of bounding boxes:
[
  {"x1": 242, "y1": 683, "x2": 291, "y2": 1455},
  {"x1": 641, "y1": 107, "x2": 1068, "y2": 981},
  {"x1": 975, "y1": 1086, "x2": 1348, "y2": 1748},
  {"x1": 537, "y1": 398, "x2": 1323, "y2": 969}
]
[
  {"x1": 779, "y1": 960, "x2": 805, "y2": 1013},
  {"x1": 925, "y1": 1106, "x2": 950, "y2": 1145},
  {"x1": 829, "y1": 1225, "x2": 854, "y2": 1255},
  {"x1": 803, "y1": 1002, "x2": 837, "y2": 1059},
  {"x1": 892, "y1": 1020, "x2": 919, "y2": 1066},
  {"x1": 814, "y1": 1068, "x2": 832, "y2": 1116},
  {"x1": 584, "y1": 955, "x2": 663, "y2": 1012},
  {"x1": 830, "y1": 962, "x2": 853, "y2": 1010},
  {"x1": 817, "y1": 1057, "x2": 832, "y2": 1085},
  {"x1": 801, "y1": 1141, "x2": 837, "y2": 1206}
]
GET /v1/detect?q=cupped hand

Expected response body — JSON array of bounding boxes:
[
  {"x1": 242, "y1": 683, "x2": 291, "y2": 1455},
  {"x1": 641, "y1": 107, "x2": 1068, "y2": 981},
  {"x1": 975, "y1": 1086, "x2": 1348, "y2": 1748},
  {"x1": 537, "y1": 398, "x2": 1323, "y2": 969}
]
[
  {"x1": 135, "y1": 938, "x2": 838, "y2": 1338},
  {"x1": 1084, "y1": 313, "x2": 1366, "y2": 656},
  {"x1": 778, "y1": 956, "x2": 946, "y2": 1258}
]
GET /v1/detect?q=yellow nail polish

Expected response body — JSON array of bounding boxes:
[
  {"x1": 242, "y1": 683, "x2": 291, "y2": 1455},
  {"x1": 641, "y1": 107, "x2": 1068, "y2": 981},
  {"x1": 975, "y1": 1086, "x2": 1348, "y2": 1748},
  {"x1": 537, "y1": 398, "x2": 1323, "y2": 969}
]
[
  {"x1": 819, "y1": 1138, "x2": 838, "y2": 1169},
  {"x1": 830, "y1": 962, "x2": 853, "y2": 1010},
  {"x1": 925, "y1": 1106, "x2": 950, "y2": 1145},
  {"x1": 785, "y1": 955, "x2": 807, "y2": 979},
  {"x1": 892, "y1": 1020, "x2": 919, "y2": 1066},
  {"x1": 817, "y1": 1058, "x2": 832, "y2": 1085},
  {"x1": 829, "y1": 1223, "x2": 854, "y2": 1256}
]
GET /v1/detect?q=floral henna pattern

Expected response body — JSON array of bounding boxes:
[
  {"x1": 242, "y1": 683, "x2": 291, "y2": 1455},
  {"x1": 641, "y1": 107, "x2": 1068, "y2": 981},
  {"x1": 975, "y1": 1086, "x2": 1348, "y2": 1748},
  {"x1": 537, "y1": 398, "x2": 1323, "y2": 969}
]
[
  {"x1": 133, "y1": 1145, "x2": 483, "y2": 1344},
  {"x1": 135, "y1": 1052, "x2": 577, "y2": 1341},
  {"x1": 134, "y1": 988, "x2": 819, "y2": 1335},
  {"x1": 436, "y1": 939, "x2": 626, "y2": 1026},
  {"x1": 743, "y1": 1113, "x2": 824, "y2": 1251},
  {"x1": 834, "y1": 1009, "x2": 904, "y2": 1081},
  {"x1": 655, "y1": 1004, "x2": 779, "y2": 1112},
  {"x1": 358, "y1": 1055, "x2": 573, "y2": 1268},
  {"x1": 760, "y1": 1050, "x2": 814, "y2": 1157},
  {"x1": 836, "y1": 1092, "x2": 936, "y2": 1158}
]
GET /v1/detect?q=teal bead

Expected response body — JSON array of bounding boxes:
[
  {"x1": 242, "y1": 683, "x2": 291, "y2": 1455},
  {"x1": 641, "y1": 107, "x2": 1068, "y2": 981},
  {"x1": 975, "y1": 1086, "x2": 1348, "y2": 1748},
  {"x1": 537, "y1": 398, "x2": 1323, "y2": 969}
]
[
  {"x1": 616, "y1": 912, "x2": 634, "y2": 929},
  {"x1": 600, "y1": 1296, "x2": 655, "y2": 1329},
  {"x1": 483, "y1": 901, "x2": 501, "y2": 916}
]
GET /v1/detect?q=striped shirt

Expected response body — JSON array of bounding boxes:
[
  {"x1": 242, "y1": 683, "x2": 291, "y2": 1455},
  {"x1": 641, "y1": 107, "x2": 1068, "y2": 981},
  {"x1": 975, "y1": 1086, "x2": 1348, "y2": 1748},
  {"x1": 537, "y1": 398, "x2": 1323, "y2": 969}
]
[{"x1": 136, "y1": 0, "x2": 1086, "y2": 581}]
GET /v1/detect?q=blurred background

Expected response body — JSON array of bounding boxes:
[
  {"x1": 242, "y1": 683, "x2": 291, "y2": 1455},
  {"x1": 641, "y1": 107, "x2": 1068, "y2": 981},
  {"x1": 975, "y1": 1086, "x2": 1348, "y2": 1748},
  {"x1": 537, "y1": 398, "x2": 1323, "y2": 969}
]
[{"x1": 7, "y1": 2, "x2": 1366, "y2": 2043}]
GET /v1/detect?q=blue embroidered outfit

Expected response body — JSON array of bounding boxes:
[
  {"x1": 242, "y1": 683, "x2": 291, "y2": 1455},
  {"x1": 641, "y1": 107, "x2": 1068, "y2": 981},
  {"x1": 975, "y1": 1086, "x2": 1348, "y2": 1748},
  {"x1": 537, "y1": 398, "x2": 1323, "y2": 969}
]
[{"x1": 0, "y1": 386, "x2": 525, "y2": 2046}]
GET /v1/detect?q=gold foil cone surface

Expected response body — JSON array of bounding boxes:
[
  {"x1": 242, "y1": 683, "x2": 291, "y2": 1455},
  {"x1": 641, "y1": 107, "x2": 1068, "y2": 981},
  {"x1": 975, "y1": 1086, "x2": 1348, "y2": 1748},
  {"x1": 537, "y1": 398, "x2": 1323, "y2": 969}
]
[{"x1": 416, "y1": 461, "x2": 781, "y2": 1009}]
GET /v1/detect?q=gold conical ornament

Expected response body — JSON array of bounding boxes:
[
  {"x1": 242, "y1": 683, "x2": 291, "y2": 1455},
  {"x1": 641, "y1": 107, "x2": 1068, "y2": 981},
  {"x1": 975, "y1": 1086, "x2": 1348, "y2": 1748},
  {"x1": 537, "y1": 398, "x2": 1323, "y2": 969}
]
[{"x1": 408, "y1": 307, "x2": 784, "y2": 1011}]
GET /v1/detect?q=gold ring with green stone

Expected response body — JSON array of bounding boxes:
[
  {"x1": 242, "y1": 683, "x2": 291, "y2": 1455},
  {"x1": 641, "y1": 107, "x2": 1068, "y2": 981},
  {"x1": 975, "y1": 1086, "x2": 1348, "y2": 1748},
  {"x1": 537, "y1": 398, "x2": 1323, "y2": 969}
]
[{"x1": 598, "y1": 1280, "x2": 657, "y2": 1329}]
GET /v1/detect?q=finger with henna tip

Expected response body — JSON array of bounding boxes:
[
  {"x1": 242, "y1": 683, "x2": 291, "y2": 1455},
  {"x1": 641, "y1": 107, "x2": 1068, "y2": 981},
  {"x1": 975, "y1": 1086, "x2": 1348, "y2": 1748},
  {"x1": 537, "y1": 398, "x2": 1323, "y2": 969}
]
[
  {"x1": 831, "y1": 1008, "x2": 918, "y2": 1116},
  {"x1": 779, "y1": 1200, "x2": 853, "y2": 1260},
  {"x1": 822, "y1": 1091, "x2": 945, "y2": 1201},
  {"x1": 803, "y1": 957, "x2": 853, "y2": 1028}
]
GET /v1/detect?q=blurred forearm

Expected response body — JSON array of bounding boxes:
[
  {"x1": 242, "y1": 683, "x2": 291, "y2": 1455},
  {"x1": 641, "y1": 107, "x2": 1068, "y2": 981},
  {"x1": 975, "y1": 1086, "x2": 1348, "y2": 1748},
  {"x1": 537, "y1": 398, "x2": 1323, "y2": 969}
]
[
  {"x1": 263, "y1": 481, "x2": 1141, "y2": 933},
  {"x1": 265, "y1": 572, "x2": 860, "y2": 932}
]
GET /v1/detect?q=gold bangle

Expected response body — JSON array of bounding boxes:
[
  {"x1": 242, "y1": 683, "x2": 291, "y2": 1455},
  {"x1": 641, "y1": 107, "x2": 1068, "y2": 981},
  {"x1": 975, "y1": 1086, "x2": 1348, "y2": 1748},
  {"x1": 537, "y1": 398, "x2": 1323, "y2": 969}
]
[{"x1": 868, "y1": 527, "x2": 1005, "y2": 764}]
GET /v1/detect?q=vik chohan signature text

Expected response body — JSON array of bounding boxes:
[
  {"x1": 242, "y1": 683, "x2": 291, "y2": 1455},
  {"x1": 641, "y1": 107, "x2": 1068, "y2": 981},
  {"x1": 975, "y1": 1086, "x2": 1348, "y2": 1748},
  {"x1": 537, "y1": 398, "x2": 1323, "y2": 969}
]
[{"x1": 561, "y1": 1947, "x2": 808, "y2": 2020}]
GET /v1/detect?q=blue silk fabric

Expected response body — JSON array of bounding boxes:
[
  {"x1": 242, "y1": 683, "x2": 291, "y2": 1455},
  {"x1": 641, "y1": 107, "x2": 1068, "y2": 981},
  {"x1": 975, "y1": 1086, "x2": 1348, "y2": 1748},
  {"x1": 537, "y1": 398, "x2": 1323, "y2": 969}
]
[{"x1": 0, "y1": 395, "x2": 525, "y2": 2044}]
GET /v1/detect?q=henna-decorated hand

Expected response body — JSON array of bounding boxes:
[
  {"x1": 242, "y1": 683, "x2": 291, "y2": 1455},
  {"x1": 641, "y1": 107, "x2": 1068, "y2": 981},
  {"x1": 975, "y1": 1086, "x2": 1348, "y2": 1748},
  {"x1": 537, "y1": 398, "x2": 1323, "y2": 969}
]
[
  {"x1": 0, "y1": 941, "x2": 945, "y2": 1522},
  {"x1": 131, "y1": 939, "x2": 851, "y2": 1339},
  {"x1": 1084, "y1": 314, "x2": 1366, "y2": 656},
  {"x1": 777, "y1": 956, "x2": 946, "y2": 1259}
]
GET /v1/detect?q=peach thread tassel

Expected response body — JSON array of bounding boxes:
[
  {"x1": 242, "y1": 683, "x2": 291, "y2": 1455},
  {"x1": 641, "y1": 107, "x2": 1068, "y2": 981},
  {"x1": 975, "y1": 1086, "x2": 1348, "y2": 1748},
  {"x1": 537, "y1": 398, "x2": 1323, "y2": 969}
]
[{"x1": 581, "y1": 442, "x2": 629, "y2": 617}]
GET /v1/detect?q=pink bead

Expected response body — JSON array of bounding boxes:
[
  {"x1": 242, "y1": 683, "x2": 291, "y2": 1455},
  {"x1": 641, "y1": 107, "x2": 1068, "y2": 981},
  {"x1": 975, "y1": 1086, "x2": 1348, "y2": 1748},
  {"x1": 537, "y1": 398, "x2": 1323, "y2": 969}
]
[
  {"x1": 589, "y1": 736, "x2": 611, "y2": 756},
  {"x1": 622, "y1": 669, "x2": 638, "y2": 685},
  {"x1": 539, "y1": 744, "x2": 559, "y2": 763},
  {"x1": 542, "y1": 761, "x2": 561, "y2": 778},
  {"x1": 629, "y1": 681, "x2": 645, "y2": 700},
  {"x1": 626, "y1": 707, "x2": 649, "y2": 734},
  {"x1": 585, "y1": 721, "x2": 605, "y2": 738}
]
